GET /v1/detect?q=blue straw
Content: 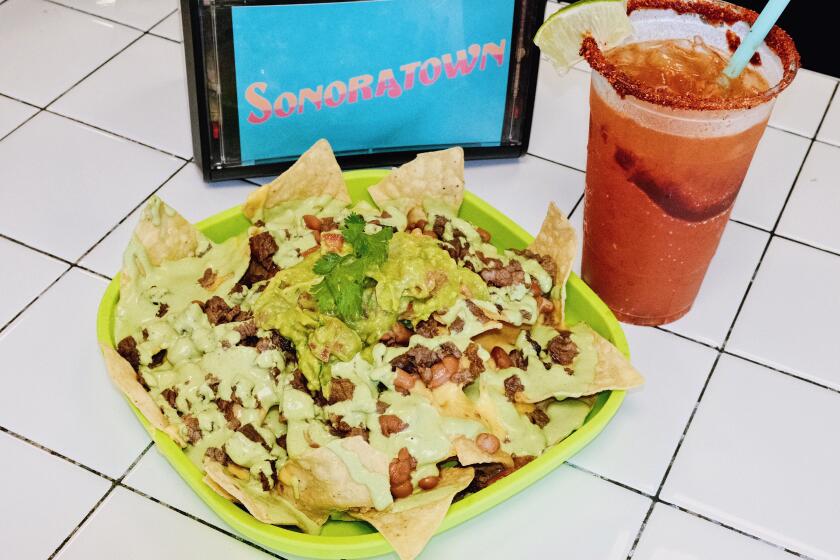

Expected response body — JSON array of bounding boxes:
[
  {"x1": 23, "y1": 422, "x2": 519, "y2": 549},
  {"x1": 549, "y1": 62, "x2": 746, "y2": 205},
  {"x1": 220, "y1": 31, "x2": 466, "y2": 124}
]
[{"x1": 723, "y1": 0, "x2": 792, "y2": 80}]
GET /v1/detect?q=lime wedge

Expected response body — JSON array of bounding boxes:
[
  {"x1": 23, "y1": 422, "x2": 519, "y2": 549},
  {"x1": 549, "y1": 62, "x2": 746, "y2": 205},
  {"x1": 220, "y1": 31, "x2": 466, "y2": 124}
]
[{"x1": 534, "y1": 0, "x2": 633, "y2": 73}]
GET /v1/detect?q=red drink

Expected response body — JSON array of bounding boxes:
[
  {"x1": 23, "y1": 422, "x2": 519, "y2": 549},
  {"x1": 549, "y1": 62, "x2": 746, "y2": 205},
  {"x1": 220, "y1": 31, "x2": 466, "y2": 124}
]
[{"x1": 580, "y1": 0, "x2": 799, "y2": 325}]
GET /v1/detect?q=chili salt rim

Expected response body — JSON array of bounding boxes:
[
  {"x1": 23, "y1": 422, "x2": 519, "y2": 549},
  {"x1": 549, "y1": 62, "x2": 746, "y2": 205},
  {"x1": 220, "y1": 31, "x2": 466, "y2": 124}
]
[{"x1": 580, "y1": 0, "x2": 800, "y2": 111}]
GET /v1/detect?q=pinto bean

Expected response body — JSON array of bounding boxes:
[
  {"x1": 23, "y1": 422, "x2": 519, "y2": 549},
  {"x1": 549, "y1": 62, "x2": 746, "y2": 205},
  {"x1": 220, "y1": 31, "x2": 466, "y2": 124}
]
[
  {"x1": 391, "y1": 480, "x2": 413, "y2": 499},
  {"x1": 476, "y1": 432, "x2": 501, "y2": 454},
  {"x1": 427, "y1": 361, "x2": 451, "y2": 389},
  {"x1": 393, "y1": 368, "x2": 416, "y2": 394},
  {"x1": 490, "y1": 346, "x2": 513, "y2": 369},
  {"x1": 418, "y1": 476, "x2": 440, "y2": 490},
  {"x1": 476, "y1": 227, "x2": 492, "y2": 243},
  {"x1": 303, "y1": 214, "x2": 322, "y2": 231},
  {"x1": 442, "y1": 355, "x2": 460, "y2": 376},
  {"x1": 529, "y1": 281, "x2": 543, "y2": 297}
]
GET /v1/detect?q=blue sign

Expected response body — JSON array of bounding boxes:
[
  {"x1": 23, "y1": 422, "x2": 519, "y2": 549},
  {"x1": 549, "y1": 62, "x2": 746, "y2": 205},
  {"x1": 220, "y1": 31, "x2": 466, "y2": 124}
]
[{"x1": 232, "y1": 0, "x2": 514, "y2": 163}]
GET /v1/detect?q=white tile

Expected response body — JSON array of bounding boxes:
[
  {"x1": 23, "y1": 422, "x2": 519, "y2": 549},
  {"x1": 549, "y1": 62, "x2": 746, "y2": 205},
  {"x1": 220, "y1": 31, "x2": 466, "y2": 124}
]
[
  {"x1": 123, "y1": 447, "x2": 227, "y2": 531},
  {"x1": 728, "y1": 237, "x2": 840, "y2": 389},
  {"x1": 569, "y1": 326, "x2": 716, "y2": 495},
  {"x1": 371, "y1": 465, "x2": 651, "y2": 560},
  {"x1": 57, "y1": 487, "x2": 274, "y2": 560},
  {"x1": 0, "y1": 431, "x2": 111, "y2": 560},
  {"x1": 731, "y1": 127, "x2": 810, "y2": 230},
  {"x1": 0, "y1": 112, "x2": 182, "y2": 261},
  {"x1": 817, "y1": 90, "x2": 840, "y2": 146},
  {"x1": 150, "y1": 10, "x2": 182, "y2": 42},
  {"x1": 51, "y1": 35, "x2": 192, "y2": 158},
  {"x1": 665, "y1": 222, "x2": 769, "y2": 347},
  {"x1": 769, "y1": 69, "x2": 837, "y2": 138},
  {"x1": 0, "y1": 0, "x2": 140, "y2": 107},
  {"x1": 661, "y1": 354, "x2": 840, "y2": 560},
  {"x1": 528, "y1": 64, "x2": 591, "y2": 171},
  {"x1": 0, "y1": 94, "x2": 38, "y2": 139},
  {"x1": 465, "y1": 155, "x2": 584, "y2": 236},
  {"x1": 0, "y1": 269, "x2": 150, "y2": 477},
  {"x1": 0, "y1": 237, "x2": 68, "y2": 327},
  {"x1": 634, "y1": 504, "x2": 799, "y2": 560},
  {"x1": 80, "y1": 163, "x2": 253, "y2": 277},
  {"x1": 53, "y1": 0, "x2": 176, "y2": 31},
  {"x1": 777, "y1": 142, "x2": 840, "y2": 254}
]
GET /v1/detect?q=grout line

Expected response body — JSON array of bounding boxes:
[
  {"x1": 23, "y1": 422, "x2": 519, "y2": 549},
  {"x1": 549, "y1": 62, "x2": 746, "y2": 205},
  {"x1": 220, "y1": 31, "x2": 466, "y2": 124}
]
[
  {"x1": 625, "y1": 501, "x2": 657, "y2": 559},
  {"x1": 117, "y1": 484, "x2": 289, "y2": 559},
  {"x1": 46, "y1": 484, "x2": 118, "y2": 560},
  {"x1": 566, "y1": 463, "x2": 654, "y2": 500},
  {"x1": 567, "y1": 192, "x2": 585, "y2": 219},
  {"x1": 72, "y1": 159, "x2": 191, "y2": 266},
  {"x1": 147, "y1": 31, "x2": 182, "y2": 45},
  {"x1": 524, "y1": 151, "x2": 586, "y2": 174},
  {"x1": 45, "y1": 441, "x2": 155, "y2": 560},
  {"x1": 74, "y1": 264, "x2": 114, "y2": 281},
  {"x1": 772, "y1": 233, "x2": 840, "y2": 259},
  {"x1": 119, "y1": 441, "x2": 155, "y2": 479},
  {"x1": 729, "y1": 218, "x2": 771, "y2": 234},
  {"x1": 0, "y1": 232, "x2": 75, "y2": 267},
  {"x1": 720, "y1": 350, "x2": 840, "y2": 395},
  {"x1": 0, "y1": 426, "x2": 116, "y2": 483},
  {"x1": 0, "y1": 108, "x2": 42, "y2": 144},
  {"x1": 658, "y1": 501, "x2": 816, "y2": 559},
  {"x1": 44, "y1": 109, "x2": 190, "y2": 161},
  {"x1": 44, "y1": 33, "x2": 146, "y2": 110},
  {"x1": 813, "y1": 82, "x2": 839, "y2": 141},
  {"x1": 0, "y1": 267, "x2": 72, "y2": 336},
  {"x1": 42, "y1": 0, "x2": 154, "y2": 34},
  {"x1": 652, "y1": 326, "x2": 718, "y2": 351}
]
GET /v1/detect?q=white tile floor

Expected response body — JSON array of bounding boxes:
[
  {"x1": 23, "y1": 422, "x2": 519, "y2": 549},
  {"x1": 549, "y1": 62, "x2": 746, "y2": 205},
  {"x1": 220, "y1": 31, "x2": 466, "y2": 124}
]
[{"x1": 0, "y1": 1, "x2": 838, "y2": 559}]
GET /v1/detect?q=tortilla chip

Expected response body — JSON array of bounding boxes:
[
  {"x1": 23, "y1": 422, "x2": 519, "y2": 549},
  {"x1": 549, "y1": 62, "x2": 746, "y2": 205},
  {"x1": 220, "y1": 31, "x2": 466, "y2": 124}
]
[
  {"x1": 541, "y1": 399, "x2": 592, "y2": 446},
  {"x1": 518, "y1": 324, "x2": 644, "y2": 401},
  {"x1": 100, "y1": 343, "x2": 185, "y2": 447},
  {"x1": 528, "y1": 203, "x2": 577, "y2": 326},
  {"x1": 242, "y1": 139, "x2": 350, "y2": 221},
  {"x1": 133, "y1": 196, "x2": 207, "y2": 267},
  {"x1": 351, "y1": 467, "x2": 474, "y2": 560},
  {"x1": 429, "y1": 383, "x2": 483, "y2": 423},
  {"x1": 452, "y1": 436, "x2": 513, "y2": 468},
  {"x1": 203, "y1": 474, "x2": 235, "y2": 501},
  {"x1": 368, "y1": 147, "x2": 465, "y2": 213},
  {"x1": 203, "y1": 460, "x2": 325, "y2": 534},
  {"x1": 278, "y1": 436, "x2": 392, "y2": 513}
]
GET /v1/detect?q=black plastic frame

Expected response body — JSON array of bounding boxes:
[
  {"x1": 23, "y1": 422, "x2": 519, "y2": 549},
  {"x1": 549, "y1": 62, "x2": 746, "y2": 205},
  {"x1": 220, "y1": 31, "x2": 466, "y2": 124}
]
[{"x1": 181, "y1": 0, "x2": 547, "y2": 182}]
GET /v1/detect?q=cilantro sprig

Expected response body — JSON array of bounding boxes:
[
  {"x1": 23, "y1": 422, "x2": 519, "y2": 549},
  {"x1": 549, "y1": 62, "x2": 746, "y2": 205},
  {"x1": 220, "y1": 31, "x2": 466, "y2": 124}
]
[{"x1": 311, "y1": 213, "x2": 393, "y2": 322}]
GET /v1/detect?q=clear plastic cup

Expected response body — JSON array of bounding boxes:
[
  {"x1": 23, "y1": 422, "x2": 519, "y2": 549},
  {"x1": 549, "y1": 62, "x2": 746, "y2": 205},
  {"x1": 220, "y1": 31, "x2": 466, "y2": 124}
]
[{"x1": 579, "y1": 0, "x2": 799, "y2": 325}]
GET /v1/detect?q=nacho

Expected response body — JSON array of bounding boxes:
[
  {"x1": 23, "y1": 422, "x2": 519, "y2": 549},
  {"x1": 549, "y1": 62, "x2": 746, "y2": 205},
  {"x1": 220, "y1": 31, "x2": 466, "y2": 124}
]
[
  {"x1": 204, "y1": 459, "x2": 325, "y2": 534},
  {"x1": 100, "y1": 343, "x2": 185, "y2": 446},
  {"x1": 528, "y1": 202, "x2": 577, "y2": 326},
  {"x1": 278, "y1": 436, "x2": 392, "y2": 513},
  {"x1": 242, "y1": 139, "x2": 350, "y2": 221},
  {"x1": 452, "y1": 435, "x2": 514, "y2": 468},
  {"x1": 515, "y1": 323, "x2": 644, "y2": 402},
  {"x1": 368, "y1": 147, "x2": 465, "y2": 213},
  {"x1": 351, "y1": 467, "x2": 474, "y2": 560},
  {"x1": 99, "y1": 144, "x2": 645, "y2": 560}
]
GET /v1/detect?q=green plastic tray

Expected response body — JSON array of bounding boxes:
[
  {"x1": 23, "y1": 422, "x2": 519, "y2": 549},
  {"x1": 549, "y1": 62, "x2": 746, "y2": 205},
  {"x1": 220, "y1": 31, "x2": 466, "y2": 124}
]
[{"x1": 96, "y1": 168, "x2": 629, "y2": 559}]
